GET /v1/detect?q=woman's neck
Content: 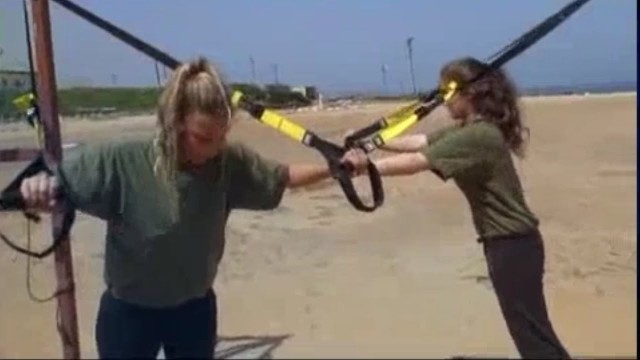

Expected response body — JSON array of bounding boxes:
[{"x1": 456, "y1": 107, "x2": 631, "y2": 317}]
[{"x1": 463, "y1": 113, "x2": 483, "y2": 125}]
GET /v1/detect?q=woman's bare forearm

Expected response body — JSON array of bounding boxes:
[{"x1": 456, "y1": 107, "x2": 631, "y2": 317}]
[
  {"x1": 379, "y1": 134, "x2": 427, "y2": 153},
  {"x1": 373, "y1": 152, "x2": 430, "y2": 176},
  {"x1": 286, "y1": 163, "x2": 332, "y2": 189}
]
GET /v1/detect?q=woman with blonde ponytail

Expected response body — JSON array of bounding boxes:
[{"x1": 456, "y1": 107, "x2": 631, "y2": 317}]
[{"x1": 18, "y1": 56, "x2": 355, "y2": 359}]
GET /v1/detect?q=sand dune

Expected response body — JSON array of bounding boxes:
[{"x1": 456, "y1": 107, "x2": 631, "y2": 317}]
[{"x1": 0, "y1": 93, "x2": 636, "y2": 358}]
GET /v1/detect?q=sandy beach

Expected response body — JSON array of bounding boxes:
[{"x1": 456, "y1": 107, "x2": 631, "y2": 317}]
[{"x1": 0, "y1": 93, "x2": 636, "y2": 358}]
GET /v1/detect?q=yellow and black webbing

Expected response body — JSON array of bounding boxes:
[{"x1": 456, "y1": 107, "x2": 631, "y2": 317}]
[
  {"x1": 13, "y1": 92, "x2": 44, "y2": 147},
  {"x1": 345, "y1": 0, "x2": 592, "y2": 153},
  {"x1": 346, "y1": 81, "x2": 456, "y2": 152},
  {"x1": 28, "y1": 0, "x2": 592, "y2": 213},
  {"x1": 48, "y1": 0, "x2": 384, "y2": 212},
  {"x1": 231, "y1": 91, "x2": 384, "y2": 212}
]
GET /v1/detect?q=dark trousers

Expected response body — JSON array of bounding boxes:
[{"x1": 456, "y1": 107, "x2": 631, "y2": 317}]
[
  {"x1": 482, "y1": 231, "x2": 570, "y2": 359},
  {"x1": 95, "y1": 288, "x2": 217, "y2": 359}
]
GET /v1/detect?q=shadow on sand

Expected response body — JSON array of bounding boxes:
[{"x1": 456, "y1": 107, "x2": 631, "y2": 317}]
[
  {"x1": 451, "y1": 356, "x2": 637, "y2": 360},
  {"x1": 215, "y1": 334, "x2": 292, "y2": 359}
]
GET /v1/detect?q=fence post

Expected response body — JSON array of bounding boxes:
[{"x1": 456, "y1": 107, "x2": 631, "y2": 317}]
[{"x1": 30, "y1": 0, "x2": 81, "y2": 358}]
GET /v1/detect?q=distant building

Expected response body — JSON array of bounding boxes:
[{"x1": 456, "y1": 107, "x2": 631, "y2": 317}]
[
  {"x1": 304, "y1": 86, "x2": 318, "y2": 100},
  {"x1": 290, "y1": 85, "x2": 318, "y2": 100},
  {"x1": 0, "y1": 69, "x2": 32, "y2": 92}
]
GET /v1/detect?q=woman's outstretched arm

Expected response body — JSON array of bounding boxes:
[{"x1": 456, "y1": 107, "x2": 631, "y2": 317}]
[
  {"x1": 373, "y1": 152, "x2": 431, "y2": 176},
  {"x1": 286, "y1": 163, "x2": 333, "y2": 189},
  {"x1": 378, "y1": 134, "x2": 427, "y2": 153}
]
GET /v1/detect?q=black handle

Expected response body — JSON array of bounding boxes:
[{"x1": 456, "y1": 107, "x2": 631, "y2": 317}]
[
  {"x1": 0, "y1": 190, "x2": 26, "y2": 211},
  {"x1": 344, "y1": 119, "x2": 386, "y2": 149},
  {"x1": 0, "y1": 188, "x2": 74, "y2": 259},
  {"x1": 0, "y1": 202, "x2": 75, "y2": 259},
  {"x1": 333, "y1": 160, "x2": 384, "y2": 212},
  {"x1": 310, "y1": 137, "x2": 384, "y2": 212}
]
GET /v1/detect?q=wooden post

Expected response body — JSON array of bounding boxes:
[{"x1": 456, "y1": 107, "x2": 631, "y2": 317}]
[
  {"x1": 0, "y1": 148, "x2": 41, "y2": 162},
  {"x1": 30, "y1": 0, "x2": 81, "y2": 358}
]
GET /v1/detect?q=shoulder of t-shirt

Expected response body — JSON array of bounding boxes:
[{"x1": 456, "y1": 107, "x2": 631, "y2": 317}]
[
  {"x1": 221, "y1": 141, "x2": 274, "y2": 173},
  {"x1": 456, "y1": 120, "x2": 506, "y2": 148},
  {"x1": 426, "y1": 124, "x2": 459, "y2": 145},
  {"x1": 223, "y1": 141, "x2": 253, "y2": 161}
]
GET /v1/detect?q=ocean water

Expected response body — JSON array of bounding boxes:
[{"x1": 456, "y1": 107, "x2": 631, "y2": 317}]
[{"x1": 520, "y1": 81, "x2": 637, "y2": 96}]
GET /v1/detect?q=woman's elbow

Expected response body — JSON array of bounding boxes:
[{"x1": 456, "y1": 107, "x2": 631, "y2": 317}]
[
  {"x1": 375, "y1": 153, "x2": 429, "y2": 176},
  {"x1": 407, "y1": 152, "x2": 430, "y2": 174}
]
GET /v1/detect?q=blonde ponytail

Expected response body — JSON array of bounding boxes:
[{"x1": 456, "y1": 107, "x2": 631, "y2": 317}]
[{"x1": 153, "y1": 57, "x2": 233, "y2": 218}]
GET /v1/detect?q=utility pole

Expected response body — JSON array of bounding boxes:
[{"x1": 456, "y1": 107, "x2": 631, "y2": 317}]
[
  {"x1": 406, "y1": 36, "x2": 417, "y2": 94},
  {"x1": 381, "y1": 64, "x2": 388, "y2": 94},
  {"x1": 249, "y1": 56, "x2": 256, "y2": 84},
  {"x1": 271, "y1": 63, "x2": 279, "y2": 84},
  {"x1": 154, "y1": 61, "x2": 161, "y2": 87}
]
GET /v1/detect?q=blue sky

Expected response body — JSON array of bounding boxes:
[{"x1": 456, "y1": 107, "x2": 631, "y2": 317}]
[{"x1": 1, "y1": 0, "x2": 637, "y2": 95}]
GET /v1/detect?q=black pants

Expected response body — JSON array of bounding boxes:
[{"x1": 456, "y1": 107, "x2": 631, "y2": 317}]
[
  {"x1": 95, "y1": 288, "x2": 217, "y2": 359},
  {"x1": 482, "y1": 231, "x2": 570, "y2": 359}
]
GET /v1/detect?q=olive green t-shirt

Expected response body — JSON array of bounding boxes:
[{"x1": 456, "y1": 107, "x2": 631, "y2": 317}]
[
  {"x1": 422, "y1": 121, "x2": 539, "y2": 240},
  {"x1": 55, "y1": 139, "x2": 288, "y2": 307}
]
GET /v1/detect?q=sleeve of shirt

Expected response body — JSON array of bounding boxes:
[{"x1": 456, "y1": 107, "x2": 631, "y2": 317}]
[
  {"x1": 55, "y1": 143, "x2": 121, "y2": 220},
  {"x1": 426, "y1": 125, "x2": 457, "y2": 145},
  {"x1": 225, "y1": 142, "x2": 289, "y2": 210},
  {"x1": 421, "y1": 125, "x2": 492, "y2": 182}
]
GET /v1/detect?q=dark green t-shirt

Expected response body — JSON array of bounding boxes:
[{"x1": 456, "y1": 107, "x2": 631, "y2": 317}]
[
  {"x1": 422, "y1": 121, "x2": 539, "y2": 240},
  {"x1": 56, "y1": 139, "x2": 288, "y2": 307}
]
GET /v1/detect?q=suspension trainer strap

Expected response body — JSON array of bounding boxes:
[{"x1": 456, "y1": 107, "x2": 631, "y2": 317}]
[
  {"x1": 50, "y1": 0, "x2": 384, "y2": 212},
  {"x1": 232, "y1": 91, "x2": 384, "y2": 211},
  {"x1": 0, "y1": 153, "x2": 76, "y2": 259},
  {"x1": 11, "y1": 0, "x2": 41, "y2": 136},
  {"x1": 345, "y1": 0, "x2": 593, "y2": 153},
  {"x1": 0, "y1": 1, "x2": 76, "y2": 259}
]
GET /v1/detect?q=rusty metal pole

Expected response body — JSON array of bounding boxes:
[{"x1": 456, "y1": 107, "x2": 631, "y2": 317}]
[{"x1": 30, "y1": 0, "x2": 81, "y2": 358}]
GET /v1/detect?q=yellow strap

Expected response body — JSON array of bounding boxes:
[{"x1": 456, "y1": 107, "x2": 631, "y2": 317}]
[
  {"x1": 376, "y1": 83, "x2": 456, "y2": 144},
  {"x1": 259, "y1": 110, "x2": 307, "y2": 143},
  {"x1": 378, "y1": 84, "x2": 453, "y2": 132},
  {"x1": 12, "y1": 93, "x2": 34, "y2": 112},
  {"x1": 232, "y1": 90, "x2": 308, "y2": 143},
  {"x1": 231, "y1": 91, "x2": 243, "y2": 107},
  {"x1": 382, "y1": 101, "x2": 422, "y2": 127},
  {"x1": 380, "y1": 80, "x2": 456, "y2": 131},
  {"x1": 353, "y1": 82, "x2": 458, "y2": 147},
  {"x1": 377, "y1": 113, "x2": 419, "y2": 143},
  {"x1": 11, "y1": 93, "x2": 43, "y2": 147},
  {"x1": 441, "y1": 81, "x2": 458, "y2": 102},
  {"x1": 377, "y1": 84, "x2": 456, "y2": 144}
]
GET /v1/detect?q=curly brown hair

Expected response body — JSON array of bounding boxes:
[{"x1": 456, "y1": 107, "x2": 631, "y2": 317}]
[{"x1": 440, "y1": 56, "x2": 529, "y2": 158}]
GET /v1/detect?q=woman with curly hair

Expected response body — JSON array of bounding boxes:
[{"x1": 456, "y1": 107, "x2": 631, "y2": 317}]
[{"x1": 348, "y1": 56, "x2": 571, "y2": 359}]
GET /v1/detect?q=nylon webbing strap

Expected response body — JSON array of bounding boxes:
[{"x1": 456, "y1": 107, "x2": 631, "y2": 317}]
[
  {"x1": 50, "y1": 0, "x2": 384, "y2": 212},
  {"x1": 346, "y1": 0, "x2": 593, "y2": 152}
]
